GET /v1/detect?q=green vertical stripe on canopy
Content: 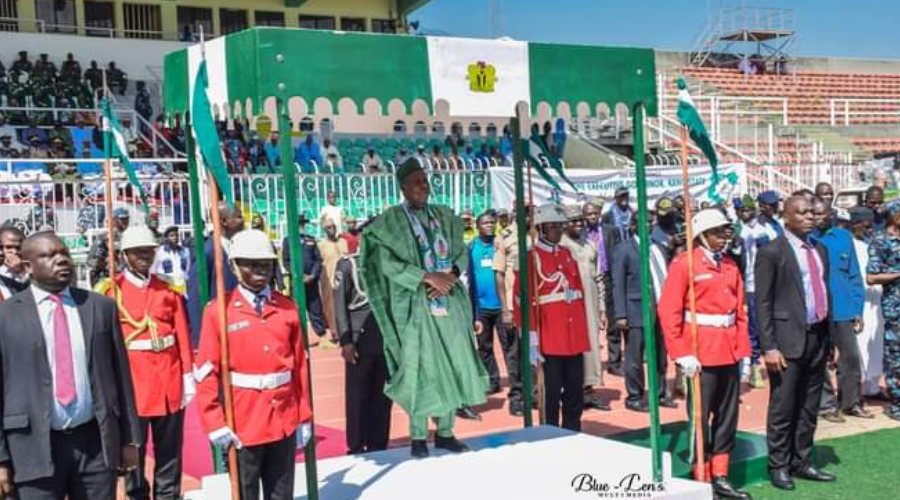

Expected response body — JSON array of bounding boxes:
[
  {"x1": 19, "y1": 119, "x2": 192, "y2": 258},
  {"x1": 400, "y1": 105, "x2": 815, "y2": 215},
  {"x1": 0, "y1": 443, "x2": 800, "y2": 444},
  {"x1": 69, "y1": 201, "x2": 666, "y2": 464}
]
[
  {"x1": 224, "y1": 29, "x2": 259, "y2": 114},
  {"x1": 528, "y1": 43, "x2": 658, "y2": 117},
  {"x1": 253, "y1": 28, "x2": 432, "y2": 113},
  {"x1": 163, "y1": 49, "x2": 188, "y2": 117}
]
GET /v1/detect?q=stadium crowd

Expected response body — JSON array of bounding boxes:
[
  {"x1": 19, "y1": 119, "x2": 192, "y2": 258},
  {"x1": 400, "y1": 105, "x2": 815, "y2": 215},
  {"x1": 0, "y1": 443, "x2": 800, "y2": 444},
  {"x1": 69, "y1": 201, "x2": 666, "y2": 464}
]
[{"x1": 0, "y1": 162, "x2": 895, "y2": 498}]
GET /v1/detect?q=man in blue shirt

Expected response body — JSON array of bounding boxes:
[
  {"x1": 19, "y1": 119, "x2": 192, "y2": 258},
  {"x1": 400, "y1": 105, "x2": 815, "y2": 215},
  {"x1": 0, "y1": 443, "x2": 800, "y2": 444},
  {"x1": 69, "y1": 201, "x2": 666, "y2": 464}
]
[
  {"x1": 818, "y1": 197, "x2": 870, "y2": 421},
  {"x1": 294, "y1": 135, "x2": 324, "y2": 173},
  {"x1": 468, "y1": 211, "x2": 520, "y2": 414}
]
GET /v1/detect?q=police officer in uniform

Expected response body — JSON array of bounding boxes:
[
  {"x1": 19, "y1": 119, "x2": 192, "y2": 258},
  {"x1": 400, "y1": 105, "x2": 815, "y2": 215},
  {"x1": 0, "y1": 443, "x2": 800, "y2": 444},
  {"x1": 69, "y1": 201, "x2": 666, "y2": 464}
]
[
  {"x1": 333, "y1": 243, "x2": 393, "y2": 454},
  {"x1": 516, "y1": 204, "x2": 591, "y2": 431},
  {"x1": 196, "y1": 229, "x2": 313, "y2": 500},
  {"x1": 281, "y1": 214, "x2": 330, "y2": 345},
  {"x1": 107, "y1": 227, "x2": 195, "y2": 500},
  {"x1": 658, "y1": 209, "x2": 752, "y2": 499}
]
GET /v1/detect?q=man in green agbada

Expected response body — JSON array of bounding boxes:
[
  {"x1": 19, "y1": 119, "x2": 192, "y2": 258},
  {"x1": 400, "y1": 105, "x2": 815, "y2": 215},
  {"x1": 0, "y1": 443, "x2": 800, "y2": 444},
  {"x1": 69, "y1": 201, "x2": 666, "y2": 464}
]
[{"x1": 361, "y1": 158, "x2": 489, "y2": 459}]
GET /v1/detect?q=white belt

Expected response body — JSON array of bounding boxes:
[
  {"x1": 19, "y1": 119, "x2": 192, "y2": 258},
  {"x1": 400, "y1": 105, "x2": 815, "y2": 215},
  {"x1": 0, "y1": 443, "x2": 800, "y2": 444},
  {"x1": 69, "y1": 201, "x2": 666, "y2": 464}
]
[
  {"x1": 231, "y1": 371, "x2": 292, "y2": 390},
  {"x1": 127, "y1": 335, "x2": 176, "y2": 352},
  {"x1": 684, "y1": 312, "x2": 736, "y2": 328},
  {"x1": 537, "y1": 290, "x2": 583, "y2": 305}
]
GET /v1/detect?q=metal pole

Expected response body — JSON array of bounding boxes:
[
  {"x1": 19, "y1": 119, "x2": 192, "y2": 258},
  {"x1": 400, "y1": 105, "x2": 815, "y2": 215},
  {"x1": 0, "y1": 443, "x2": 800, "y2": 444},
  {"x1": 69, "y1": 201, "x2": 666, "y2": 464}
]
[
  {"x1": 511, "y1": 103, "x2": 533, "y2": 428},
  {"x1": 633, "y1": 104, "x2": 663, "y2": 482},
  {"x1": 277, "y1": 98, "x2": 320, "y2": 500}
]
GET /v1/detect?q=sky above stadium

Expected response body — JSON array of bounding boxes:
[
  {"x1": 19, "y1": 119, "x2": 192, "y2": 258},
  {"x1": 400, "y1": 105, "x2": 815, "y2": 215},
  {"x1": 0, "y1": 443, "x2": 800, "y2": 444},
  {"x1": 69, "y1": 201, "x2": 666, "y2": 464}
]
[{"x1": 413, "y1": 0, "x2": 900, "y2": 60}]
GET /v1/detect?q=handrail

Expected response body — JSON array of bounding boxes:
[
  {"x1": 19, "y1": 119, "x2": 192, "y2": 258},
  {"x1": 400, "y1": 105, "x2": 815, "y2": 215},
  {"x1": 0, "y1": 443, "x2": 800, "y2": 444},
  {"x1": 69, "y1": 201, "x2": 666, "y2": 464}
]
[
  {"x1": 829, "y1": 98, "x2": 900, "y2": 126},
  {"x1": 0, "y1": 16, "x2": 216, "y2": 41},
  {"x1": 650, "y1": 113, "x2": 763, "y2": 165}
]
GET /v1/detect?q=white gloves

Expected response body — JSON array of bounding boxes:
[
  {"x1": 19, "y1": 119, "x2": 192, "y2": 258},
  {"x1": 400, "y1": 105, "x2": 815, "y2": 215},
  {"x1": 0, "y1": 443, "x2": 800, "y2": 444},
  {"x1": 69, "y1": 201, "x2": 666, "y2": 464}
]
[
  {"x1": 676, "y1": 355, "x2": 702, "y2": 378},
  {"x1": 528, "y1": 332, "x2": 544, "y2": 366},
  {"x1": 296, "y1": 422, "x2": 313, "y2": 449},
  {"x1": 209, "y1": 427, "x2": 243, "y2": 450},
  {"x1": 181, "y1": 373, "x2": 197, "y2": 409}
]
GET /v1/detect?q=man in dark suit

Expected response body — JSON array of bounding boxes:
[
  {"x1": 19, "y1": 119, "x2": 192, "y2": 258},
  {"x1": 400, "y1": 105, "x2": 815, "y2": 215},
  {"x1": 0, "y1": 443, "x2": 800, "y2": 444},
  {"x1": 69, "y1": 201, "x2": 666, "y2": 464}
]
[
  {"x1": 756, "y1": 195, "x2": 837, "y2": 491},
  {"x1": 612, "y1": 217, "x2": 671, "y2": 412},
  {"x1": 583, "y1": 201, "x2": 621, "y2": 375},
  {"x1": 0, "y1": 232, "x2": 141, "y2": 500},
  {"x1": 186, "y1": 201, "x2": 243, "y2": 346}
]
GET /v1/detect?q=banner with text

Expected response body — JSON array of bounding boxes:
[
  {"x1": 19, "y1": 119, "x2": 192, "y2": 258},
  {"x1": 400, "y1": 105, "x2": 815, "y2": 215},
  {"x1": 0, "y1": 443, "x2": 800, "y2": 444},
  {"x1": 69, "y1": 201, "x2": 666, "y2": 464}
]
[{"x1": 490, "y1": 163, "x2": 746, "y2": 209}]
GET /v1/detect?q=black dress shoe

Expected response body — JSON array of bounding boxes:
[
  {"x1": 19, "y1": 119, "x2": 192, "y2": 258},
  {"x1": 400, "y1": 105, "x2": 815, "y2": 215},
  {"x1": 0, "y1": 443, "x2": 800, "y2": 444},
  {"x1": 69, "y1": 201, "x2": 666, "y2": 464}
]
[
  {"x1": 410, "y1": 440, "x2": 429, "y2": 458},
  {"x1": 584, "y1": 397, "x2": 612, "y2": 411},
  {"x1": 820, "y1": 411, "x2": 846, "y2": 424},
  {"x1": 770, "y1": 469, "x2": 795, "y2": 490},
  {"x1": 434, "y1": 435, "x2": 470, "y2": 453},
  {"x1": 712, "y1": 476, "x2": 752, "y2": 500},
  {"x1": 509, "y1": 400, "x2": 524, "y2": 417},
  {"x1": 792, "y1": 465, "x2": 836, "y2": 482},
  {"x1": 659, "y1": 396, "x2": 678, "y2": 409},
  {"x1": 607, "y1": 366, "x2": 625, "y2": 377},
  {"x1": 456, "y1": 406, "x2": 481, "y2": 421},
  {"x1": 487, "y1": 384, "x2": 502, "y2": 395},
  {"x1": 843, "y1": 405, "x2": 875, "y2": 419},
  {"x1": 625, "y1": 400, "x2": 649, "y2": 412}
]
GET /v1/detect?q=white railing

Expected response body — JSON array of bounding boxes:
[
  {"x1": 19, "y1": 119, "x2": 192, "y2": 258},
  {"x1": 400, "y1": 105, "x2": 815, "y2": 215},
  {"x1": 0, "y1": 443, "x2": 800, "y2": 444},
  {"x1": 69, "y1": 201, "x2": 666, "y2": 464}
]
[
  {"x1": 829, "y1": 98, "x2": 900, "y2": 126},
  {"x1": 0, "y1": 158, "x2": 492, "y2": 247},
  {"x1": 0, "y1": 16, "x2": 204, "y2": 41}
]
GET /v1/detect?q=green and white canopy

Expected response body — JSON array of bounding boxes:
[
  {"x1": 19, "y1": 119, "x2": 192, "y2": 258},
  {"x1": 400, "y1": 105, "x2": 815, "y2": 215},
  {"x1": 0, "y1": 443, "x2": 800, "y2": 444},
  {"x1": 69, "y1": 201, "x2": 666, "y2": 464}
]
[{"x1": 163, "y1": 27, "x2": 658, "y2": 119}]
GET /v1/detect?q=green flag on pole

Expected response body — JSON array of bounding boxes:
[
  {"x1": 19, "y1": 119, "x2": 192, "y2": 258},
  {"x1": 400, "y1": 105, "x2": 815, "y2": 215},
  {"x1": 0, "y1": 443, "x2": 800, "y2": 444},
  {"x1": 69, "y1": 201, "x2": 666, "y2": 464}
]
[
  {"x1": 527, "y1": 129, "x2": 577, "y2": 193},
  {"x1": 191, "y1": 60, "x2": 234, "y2": 205},
  {"x1": 676, "y1": 78, "x2": 735, "y2": 203},
  {"x1": 101, "y1": 97, "x2": 149, "y2": 211}
]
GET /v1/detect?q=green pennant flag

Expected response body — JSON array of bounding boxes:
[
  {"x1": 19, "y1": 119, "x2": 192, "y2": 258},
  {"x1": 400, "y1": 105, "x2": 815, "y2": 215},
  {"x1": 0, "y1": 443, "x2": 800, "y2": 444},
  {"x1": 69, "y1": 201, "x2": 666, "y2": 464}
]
[
  {"x1": 676, "y1": 77, "x2": 727, "y2": 203},
  {"x1": 101, "y1": 97, "x2": 149, "y2": 211},
  {"x1": 191, "y1": 60, "x2": 234, "y2": 205},
  {"x1": 527, "y1": 129, "x2": 578, "y2": 193}
]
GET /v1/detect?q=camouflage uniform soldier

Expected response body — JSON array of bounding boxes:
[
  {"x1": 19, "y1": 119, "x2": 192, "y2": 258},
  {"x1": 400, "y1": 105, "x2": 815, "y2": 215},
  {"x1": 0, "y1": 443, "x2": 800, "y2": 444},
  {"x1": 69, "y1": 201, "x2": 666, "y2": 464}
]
[{"x1": 866, "y1": 200, "x2": 900, "y2": 421}]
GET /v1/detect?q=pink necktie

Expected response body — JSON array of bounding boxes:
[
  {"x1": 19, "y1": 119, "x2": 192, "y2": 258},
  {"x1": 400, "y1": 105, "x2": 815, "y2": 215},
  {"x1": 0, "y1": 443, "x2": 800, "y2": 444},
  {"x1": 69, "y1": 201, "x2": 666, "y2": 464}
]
[
  {"x1": 49, "y1": 295, "x2": 76, "y2": 406},
  {"x1": 805, "y1": 245, "x2": 828, "y2": 322}
]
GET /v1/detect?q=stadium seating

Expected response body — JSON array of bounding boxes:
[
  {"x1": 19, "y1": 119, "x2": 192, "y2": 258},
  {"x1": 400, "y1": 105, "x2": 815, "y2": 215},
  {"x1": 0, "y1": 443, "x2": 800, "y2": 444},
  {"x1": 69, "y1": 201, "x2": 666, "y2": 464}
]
[{"x1": 678, "y1": 67, "x2": 900, "y2": 126}]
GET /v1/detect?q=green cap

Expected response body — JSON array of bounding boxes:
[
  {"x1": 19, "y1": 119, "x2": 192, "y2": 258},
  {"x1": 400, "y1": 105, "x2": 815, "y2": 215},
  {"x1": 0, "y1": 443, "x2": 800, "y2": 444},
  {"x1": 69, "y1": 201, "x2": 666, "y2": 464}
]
[
  {"x1": 741, "y1": 194, "x2": 756, "y2": 209},
  {"x1": 396, "y1": 158, "x2": 425, "y2": 184}
]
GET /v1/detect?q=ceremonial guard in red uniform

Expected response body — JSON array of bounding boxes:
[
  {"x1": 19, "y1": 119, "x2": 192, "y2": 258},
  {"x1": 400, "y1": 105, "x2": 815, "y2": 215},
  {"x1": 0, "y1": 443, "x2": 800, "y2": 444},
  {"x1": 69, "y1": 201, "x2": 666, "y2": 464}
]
[
  {"x1": 195, "y1": 229, "x2": 313, "y2": 500},
  {"x1": 516, "y1": 204, "x2": 590, "y2": 431},
  {"x1": 108, "y1": 227, "x2": 194, "y2": 500},
  {"x1": 657, "y1": 209, "x2": 752, "y2": 500}
]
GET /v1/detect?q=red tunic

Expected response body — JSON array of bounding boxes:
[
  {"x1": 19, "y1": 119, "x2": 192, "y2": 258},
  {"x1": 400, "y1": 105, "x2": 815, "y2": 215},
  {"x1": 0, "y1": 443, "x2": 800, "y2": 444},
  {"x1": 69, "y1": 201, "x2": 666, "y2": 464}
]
[
  {"x1": 514, "y1": 239, "x2": 590, "y2": 356},
  {"x1": 195, "y1": 289, "x2": 312, "y2": 447},
  {"x1": 657, "y1": 248, "x2": 751, "y2": 367},
  {"x1": 107, "y1": 274, "x2": 193, "y2": 417}
]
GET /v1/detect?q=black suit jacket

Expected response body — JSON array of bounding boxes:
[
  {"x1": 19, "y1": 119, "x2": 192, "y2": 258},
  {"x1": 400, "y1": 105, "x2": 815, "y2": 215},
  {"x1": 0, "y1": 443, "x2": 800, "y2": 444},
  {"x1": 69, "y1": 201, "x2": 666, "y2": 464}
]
[
  {"x1": 754, "y1": 235, "x2": 831, "y2": 359},
  {"x1": 612, "y1": 238, "x2": 649, "y2": 328},
  {"x1": 0, "y1": 275, "x2": 28, "y2": 299},
  {"x1": 0, "y1": 287, "x2": 140, "y2": 483}
]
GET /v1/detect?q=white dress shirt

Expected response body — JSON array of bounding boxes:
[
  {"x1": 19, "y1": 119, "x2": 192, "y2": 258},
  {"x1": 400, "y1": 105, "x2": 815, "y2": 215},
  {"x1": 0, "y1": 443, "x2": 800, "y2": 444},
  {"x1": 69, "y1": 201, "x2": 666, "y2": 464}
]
[
  {"x1": 31, "y1": 285, "x2": 94, "y2": 430},
  {"x1": 785, "y1": 231, "x2": 828, "y2": 324}
]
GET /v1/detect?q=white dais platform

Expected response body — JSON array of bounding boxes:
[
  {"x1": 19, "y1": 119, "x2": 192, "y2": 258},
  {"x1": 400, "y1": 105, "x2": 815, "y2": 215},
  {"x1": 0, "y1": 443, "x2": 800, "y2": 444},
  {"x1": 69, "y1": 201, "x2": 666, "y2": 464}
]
[{"x1": 185, "y1": 426, "x2": 711, "y2": 500}]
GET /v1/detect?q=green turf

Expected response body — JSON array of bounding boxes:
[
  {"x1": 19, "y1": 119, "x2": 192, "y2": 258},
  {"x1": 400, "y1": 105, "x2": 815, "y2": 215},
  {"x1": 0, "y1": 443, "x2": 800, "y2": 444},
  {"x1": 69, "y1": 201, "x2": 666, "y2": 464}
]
[
  {"x1": 745, "y1": 427, "x2": 900, "y2": 500},
  {"x1": 610, "y1": 422, "x2": 770, "y2": 485}
]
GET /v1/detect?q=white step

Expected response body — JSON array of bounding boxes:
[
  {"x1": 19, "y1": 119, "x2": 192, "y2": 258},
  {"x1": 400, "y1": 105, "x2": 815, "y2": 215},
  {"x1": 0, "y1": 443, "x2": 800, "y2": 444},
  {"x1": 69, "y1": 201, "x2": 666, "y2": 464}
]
[{"x1": 185, "y1": 426, "x2": 712, "y2": 500}]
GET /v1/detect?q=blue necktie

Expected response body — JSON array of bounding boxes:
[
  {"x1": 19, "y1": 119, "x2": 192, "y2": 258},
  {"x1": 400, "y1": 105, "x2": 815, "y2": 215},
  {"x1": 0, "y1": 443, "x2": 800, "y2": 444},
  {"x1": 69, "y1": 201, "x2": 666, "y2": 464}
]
[{"x1": 254, "y1": 294, "x2": 265, "y2": 316}]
